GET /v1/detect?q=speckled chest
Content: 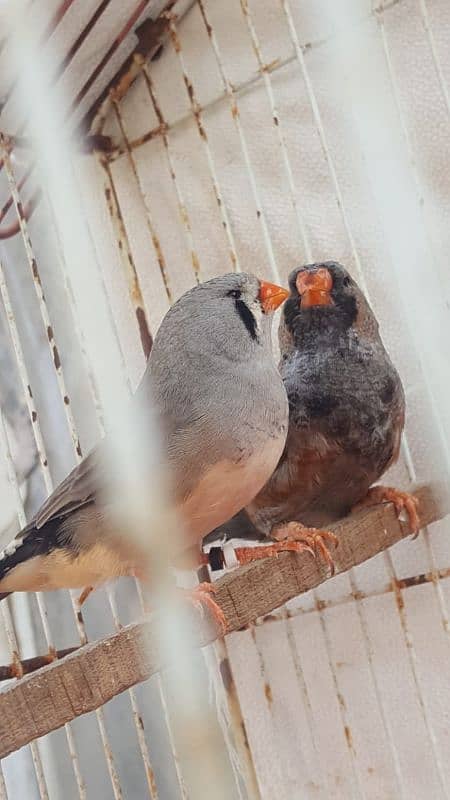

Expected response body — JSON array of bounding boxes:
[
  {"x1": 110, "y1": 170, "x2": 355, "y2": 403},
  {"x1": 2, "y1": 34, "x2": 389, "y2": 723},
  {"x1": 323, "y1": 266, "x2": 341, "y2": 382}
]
[{"x1": 281, "y1": 337, "x2": 404, "y2": 466}]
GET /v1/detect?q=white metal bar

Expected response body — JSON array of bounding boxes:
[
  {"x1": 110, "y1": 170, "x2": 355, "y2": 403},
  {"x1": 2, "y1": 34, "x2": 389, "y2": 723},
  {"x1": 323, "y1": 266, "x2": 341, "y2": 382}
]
[
  {"x1": 384, "y1": 549, "x2": 449, "y2": 795},
  {"x1": 346, "y1": 570, "x2": 408, "y2": 798},
  {"x1": 418, "y1": 0, "x2": 450, "y2": 114},
  {"x1": 237, "y1": 0, "x2": 311, "y2": 262},
  {"x1": 0, "y1": 264, "x2": 86, "y2": 798},
  {"x1": 0, "y1": 152, "x2": 124, "y2": 799},
  {"x1": 212, "y1": 3, "x2": 405, "y2": 789},
  {"x1": 107, "y1": 104, "x2": 173, "y2": 304},
  {"x1": 71, "y1": 150, "x2": 189, "y2": 800},
  {"x1": 168, "y1": 17, "x2": 241, "y2": 274},
  {"x1": 402, "y1": 0, "x2": 450, "y2": 631},
  {"x1": 313, "y1": 599, "x2": 366, "y2": 799},
  {"x1": 106, "y1": 586, "x2": 160, "y2": 800},
  {"x1": 139, "y1": 67, "x2": 203, "y2": 281},
  {"x1": 2, "y1": 144, "x2": 83, "y2": 462},
  {"x1": 109, "y1": 49, "x2": 261, "y2": 793},
  {"x1": 70, "y1": 163, "x2": 186, "y2": 799},
  {"x1": 196, "y1": 0, "x2": 281, "y2": 283},
  {"x1": 280, "y1": 5, "x2": 450, "y2": 792},
  {"x1": 201, "y1": 640, "x2": 259, "y2": 800},
  {"x1": 99, "y1": 156, "x2": 155, "y2": 358},
  {"x1": 110, "y1": 2, "x2": 400, "y2": 165},
  {"x1": 155, "y1": 674, "x2": 189, "y2": 800},
  {"x1": 0, "y1": 600, "x2": 49, "y2": 800},
  {"x1": 46, "y1": 197, "x2": 106, "y2": 436},
  {"x1": 284, "y1": 613, "x2": 331, "y2": 797},
  {"x1": 69, "y1": 158, "x2": 188, "y2": 800},
  {"x1": 0, "y1": 763, "x2": 8, "y2": 800}
]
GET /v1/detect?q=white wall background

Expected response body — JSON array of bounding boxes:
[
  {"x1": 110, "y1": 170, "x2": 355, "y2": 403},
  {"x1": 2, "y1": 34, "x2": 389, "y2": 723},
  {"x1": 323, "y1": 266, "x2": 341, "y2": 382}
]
[{"x1": 0, "y1": 0, "x2": 450, "y2": 798}]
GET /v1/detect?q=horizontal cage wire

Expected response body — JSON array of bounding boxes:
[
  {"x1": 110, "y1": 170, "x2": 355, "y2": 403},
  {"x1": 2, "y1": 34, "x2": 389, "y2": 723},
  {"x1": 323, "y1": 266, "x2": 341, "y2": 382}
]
[{"x1": 0, "y1": 0, "x2": 449, "y2": 798}]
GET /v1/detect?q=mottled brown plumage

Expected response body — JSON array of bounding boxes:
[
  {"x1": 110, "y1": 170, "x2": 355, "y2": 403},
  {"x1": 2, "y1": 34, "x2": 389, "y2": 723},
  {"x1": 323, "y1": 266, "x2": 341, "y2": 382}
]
[{"x1": 207, "y1": 261, "x2": 418, "y2": 567}]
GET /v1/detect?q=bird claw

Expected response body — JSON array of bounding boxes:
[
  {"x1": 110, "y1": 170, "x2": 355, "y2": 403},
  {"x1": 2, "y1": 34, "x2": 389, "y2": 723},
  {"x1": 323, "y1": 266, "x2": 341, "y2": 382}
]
[
  {"x1": 186, "y1": 582, "x2": 228, "y2": 635},
  {"x1": 352, "y1": 486, "x2": 420, "y2": 537},
  {"x1": 232, "y1": 523, "x2": 338, "y2": 575},
  {"x1": 271, "y1": 522, "x2": 338, "y2": 576}
]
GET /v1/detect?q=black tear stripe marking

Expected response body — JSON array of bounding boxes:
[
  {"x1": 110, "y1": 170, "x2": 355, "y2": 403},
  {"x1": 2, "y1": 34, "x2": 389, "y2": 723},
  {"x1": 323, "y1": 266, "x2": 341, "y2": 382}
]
[{"x1": 235, "y1": 298, "x2": 257, "y2": 340}]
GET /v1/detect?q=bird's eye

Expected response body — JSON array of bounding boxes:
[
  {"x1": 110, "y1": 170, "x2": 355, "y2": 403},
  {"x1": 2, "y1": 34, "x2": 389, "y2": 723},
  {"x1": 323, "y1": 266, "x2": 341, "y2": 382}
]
[
  {"x1": 342, "y1": 276, "x2": 351, "y2": 287},
  {"x1": 228, "y1": 289, "x2": 241, "y2": 299}
]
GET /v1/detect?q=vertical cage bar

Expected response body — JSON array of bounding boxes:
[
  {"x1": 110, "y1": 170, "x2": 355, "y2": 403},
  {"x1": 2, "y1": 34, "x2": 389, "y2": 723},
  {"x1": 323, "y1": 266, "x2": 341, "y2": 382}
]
[
  {"x1": 0, "y1": 264, "x2": 86, "y2": 797},
  {"x1": 238, "y1": 0, "x2": 311, "y2": 261},
  {"x1": 0, "y1": 762, "x2": 8, "y2": 800},
  {"x1": 137, "y1": 70, "x2": 202, "y2": 282},
  {"x1": 1, "y1": 142, "x2": 83, "y2": 461},
  {"x1": 280, "y1": 3, "x2": 450, "y2": 794},
  {"x1": 168, "y1": 18, "x2": 241, "y2": 273},
  {"x1": 108, "y1": 102, "x2": 173, "y2": 302},
  {"x1": 196, "y1": 0, "x2": 281, "y2": 282},
  {"x1": 98, "y1": 157, "x2": 153, "y2": 358},
  {"x1": 0, "y1": 143, "x2": 124, "y2": 799}
]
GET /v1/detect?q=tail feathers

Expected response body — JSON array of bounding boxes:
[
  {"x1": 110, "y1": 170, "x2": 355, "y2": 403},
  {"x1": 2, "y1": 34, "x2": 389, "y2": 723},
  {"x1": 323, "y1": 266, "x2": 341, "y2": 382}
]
[{"x1": 0, "y1": 527, "x2": 50, "y2": 595}]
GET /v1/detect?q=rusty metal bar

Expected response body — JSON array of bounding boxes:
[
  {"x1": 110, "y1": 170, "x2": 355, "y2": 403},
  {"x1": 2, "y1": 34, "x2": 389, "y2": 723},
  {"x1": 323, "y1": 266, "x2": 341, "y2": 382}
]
[
  {"x1": 0, "y1": 142, "x2": 124, "y2": 798},
  {"x1": 0, "y1": 280, "x2": 87, "y2": 797},
  {"x1": 71, "y1": 0, "x2": 151, "y2": 112},
  {"x1": 110, "y1": 101, "x2": 173, "y2": 302},
  {"x1": 284, "y1": 613, "x2": 330, "y2": 794},
  {"x1": 0, "y1": 411, "x2": 51, "y2": 799},
  {"x1": 134, "y1": 563, "x2": 188, "y2": 800},
  {"x1": 203, "y1": 640, "x2": 261, "y2": 799},
  {"x1": 66, "y1": 156, "x2": 174, "y2": 800},
  {"x1": 168, "y1": 18, "x2": 240, "y2": 273},
  {"x1": 0, "y1": 0, "x2": 147, "y2": 240},
  {"x1": 99, "y1": 157, "x2": 153, "y2": 358},
  {"x1": 376, "y1": 3, "x2": 450, "y2": 655},
  {"x1": 238, "y1": 0, "x2": 311, "y2": 261},
  {"x1": 196, "y1": 0, "x2": 281, "y2": 283},
  {"x1": 0, "y1": 763, "x2": 7, "y2": 800},
  {"x1": 105, "y1": 588, "x2": 160, "y2": 799},
  {"x1": 1, "y1": 144, "x2": 83, "y2": 460},
  {"x1": 0, "y1": 0, "x2": 77, "y2": 118},
  {"x1": 280, "y1": 2, "x2": 450, "y2": 794},
  {"x1": 58, "y1": 0, "x2": 114, "y2": 76},
  {"x1": 0, "y1": 647, "x2": 80, "y2": 681},
  {"x1": 81, "y1": 14, "x2": 172, "y2": 139},
  {"x1": 0, "y1": 189, "x2": 40, "y2": 240},
  {"x1": 102, "y1": 109, "x2": 238, "y2": 793},
  {"x1": 0, "y1": 167, "x2": 32, "y2": 222},
  {"x1": 139, "y1": 69, "x2": 202, "y2": 281}
]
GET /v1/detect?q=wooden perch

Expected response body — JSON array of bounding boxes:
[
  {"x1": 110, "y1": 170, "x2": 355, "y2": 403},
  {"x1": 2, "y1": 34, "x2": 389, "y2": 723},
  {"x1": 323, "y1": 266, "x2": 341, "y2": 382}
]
[{"x1": 0, "y1": 485, "x2": 446, "y2": 759}]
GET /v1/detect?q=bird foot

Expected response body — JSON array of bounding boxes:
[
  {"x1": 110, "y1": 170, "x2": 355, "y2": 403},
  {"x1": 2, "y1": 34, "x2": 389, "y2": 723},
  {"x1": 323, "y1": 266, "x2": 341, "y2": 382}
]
[
  {"x1": 352, "y1": 485, "x2": 420, "y2": 537},
  {"x1": 77, "y1": 585, "x2": 94, "y2": 608},
  {"x1": 233, "y1": 522, "x2": 338, "y2": 576},
  {"x1": 272, "y1": 521, "x2": 338, "y2": 575},
  {"x1": 186, "y1": 582, "x2": 228, "y2": 636}
]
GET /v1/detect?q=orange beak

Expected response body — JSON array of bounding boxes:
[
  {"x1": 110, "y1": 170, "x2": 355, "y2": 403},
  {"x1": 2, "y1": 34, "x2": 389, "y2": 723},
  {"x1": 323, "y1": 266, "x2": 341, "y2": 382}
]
[
  {"x1": 296, "y1": 268, "x2": 333, "y2": 308},
  {"x1": 258, "y1": 280, "x2": 289, "y2": 312}
]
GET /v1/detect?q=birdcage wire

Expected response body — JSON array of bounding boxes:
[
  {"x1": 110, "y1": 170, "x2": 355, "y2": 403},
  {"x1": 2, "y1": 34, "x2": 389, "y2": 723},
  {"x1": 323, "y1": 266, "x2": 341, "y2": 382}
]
[{"x1": 0, "y1": 0, "x2": 450, "y2": 798}]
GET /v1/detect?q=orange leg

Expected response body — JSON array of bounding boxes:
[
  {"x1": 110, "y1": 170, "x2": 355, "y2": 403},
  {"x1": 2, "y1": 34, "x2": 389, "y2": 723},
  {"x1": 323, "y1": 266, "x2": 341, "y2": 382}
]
[
  {"x1": 186, "y1": 582, "x2": 227, "y2": 635},
  {"x1": 234, "y1": 521, "x2": 338, "y2": 576},
  {"x1": 352, "y1": 486, "x2": 420, "y2": 536}
]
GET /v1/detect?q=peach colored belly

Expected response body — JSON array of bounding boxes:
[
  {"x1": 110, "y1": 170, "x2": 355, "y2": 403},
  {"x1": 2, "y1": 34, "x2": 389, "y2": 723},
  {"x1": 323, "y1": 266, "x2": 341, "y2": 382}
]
[{"x1": 179, "y1": 433, "x2": 285, "y2": 548}]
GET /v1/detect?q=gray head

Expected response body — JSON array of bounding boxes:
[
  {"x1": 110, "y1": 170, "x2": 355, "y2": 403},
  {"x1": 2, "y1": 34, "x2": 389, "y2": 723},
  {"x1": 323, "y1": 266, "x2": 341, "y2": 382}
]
[
  {"x1": 279, "y1": 261, "x2": 379, "y2": 352},
  {"x1": 153, "y1": 272, "x2": 289, "y2": 364}
]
